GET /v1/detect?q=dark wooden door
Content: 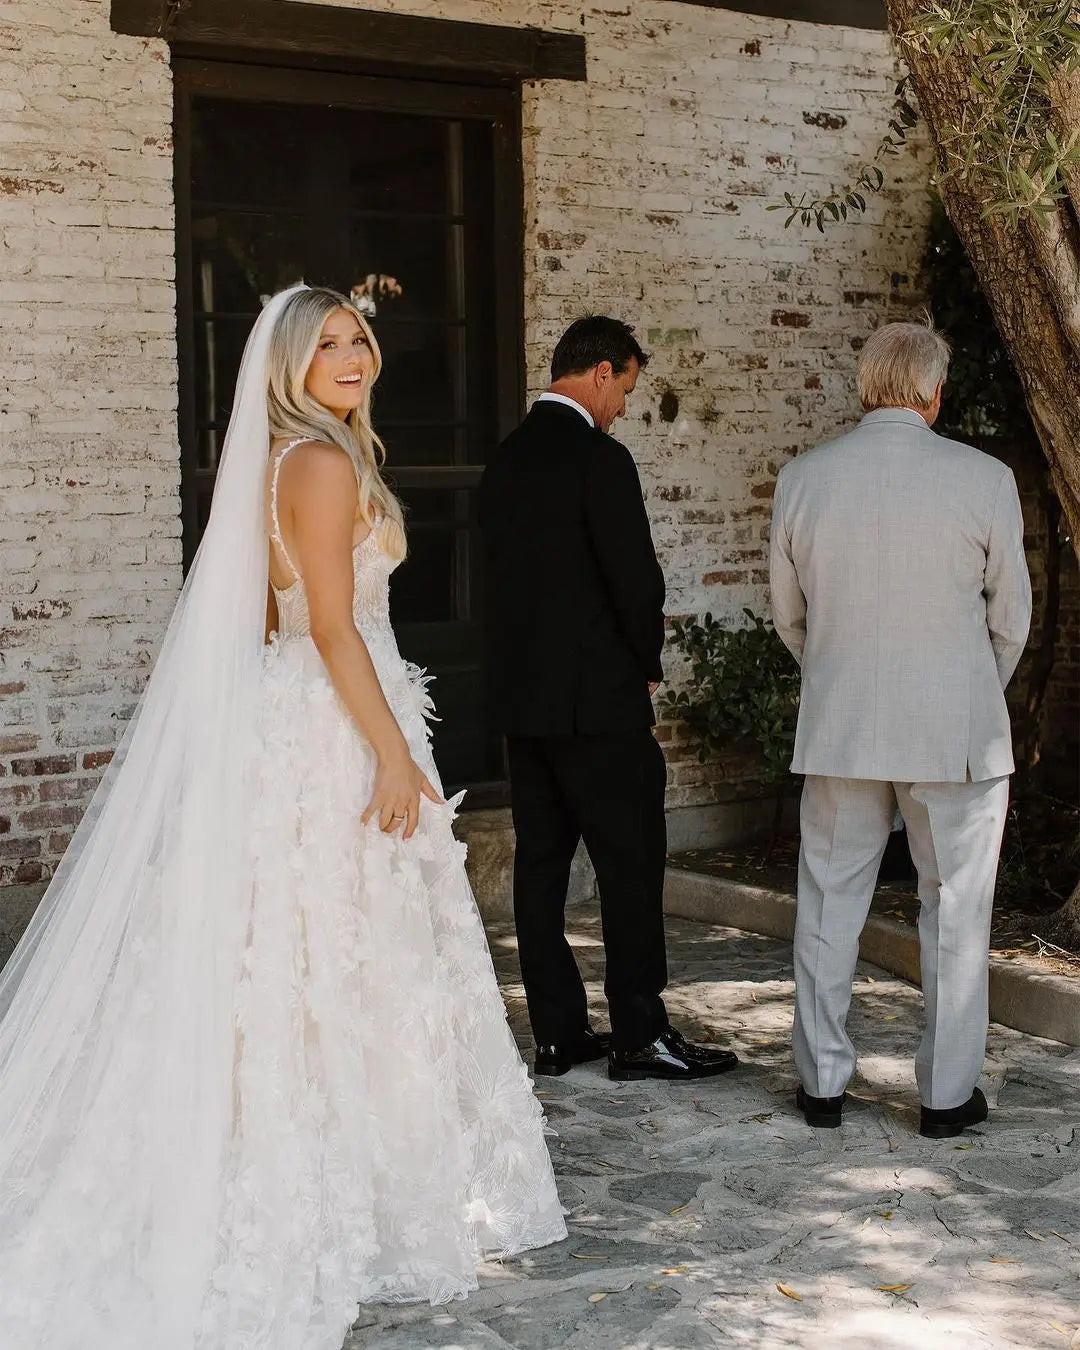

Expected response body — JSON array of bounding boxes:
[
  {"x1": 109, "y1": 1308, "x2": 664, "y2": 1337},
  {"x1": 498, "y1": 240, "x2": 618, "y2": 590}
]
[{"x1": 174, "y1": 60, "x2": 523, "y2": 795}]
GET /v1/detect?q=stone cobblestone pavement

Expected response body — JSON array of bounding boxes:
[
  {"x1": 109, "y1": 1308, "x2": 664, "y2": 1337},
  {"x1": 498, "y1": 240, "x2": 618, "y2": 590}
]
[{"x1": 349, "y1": 905, "x2": 1080, "y2": 1350}]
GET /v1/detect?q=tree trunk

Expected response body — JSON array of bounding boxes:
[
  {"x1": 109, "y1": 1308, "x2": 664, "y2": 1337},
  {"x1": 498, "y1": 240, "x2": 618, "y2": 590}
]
[
  {"x1": 1049, "y1": 876, "x2": 1080, "y2": 950},
  {"x1": 886, "y1": 0, "x2": 1080, "y2": 557},
  {"x1": 885, "y1": 0, "x2": 1080, "y2": 947}
]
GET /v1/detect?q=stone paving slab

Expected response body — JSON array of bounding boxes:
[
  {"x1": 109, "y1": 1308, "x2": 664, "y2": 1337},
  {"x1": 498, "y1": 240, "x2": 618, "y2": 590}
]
[{"x1": 349, "y1": 905, "x2": 1080, "y2": 1350}]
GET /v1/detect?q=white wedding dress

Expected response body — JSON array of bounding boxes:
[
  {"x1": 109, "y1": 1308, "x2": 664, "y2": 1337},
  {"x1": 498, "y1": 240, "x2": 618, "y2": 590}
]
[
  {"x1": 0, "y1": 431, "x2": 565, "y2": 1348},
  {"x1": 210, "y1": 441, "x2": 567, "y2": 1325}
]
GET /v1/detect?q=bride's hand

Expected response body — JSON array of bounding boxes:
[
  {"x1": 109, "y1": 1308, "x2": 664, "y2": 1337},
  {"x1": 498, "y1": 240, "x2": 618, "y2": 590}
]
[{"x1": 361, "y1": 748, "x2": 443, "y2": 841}]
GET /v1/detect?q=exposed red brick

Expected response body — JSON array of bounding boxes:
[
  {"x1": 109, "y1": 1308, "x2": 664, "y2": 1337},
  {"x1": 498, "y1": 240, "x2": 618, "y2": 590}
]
[
  {"x1": 0, "y1": 835, "x2": 41, "y2": 859},
  {"x1": 38, "y1": 776, "x2": 98, "y2": 802},
  {"x1": 0, "y1": 784, "x2": 35, "y2": 808},
  {"x1": 535, "y1": 230, "x2": 587, "y2": 250},
  {"x1": 701, "y1": 570, "x2": 746, "y2": 586},
  {"x1": 18, "y1": 804, "x2": 83, "y2": 830},
  {"x1": 11, "y1": 598, "x2": 71, "y2": 622},
  {"x1": 0, "y1": 734, "x2": 39, "y2": 755},
  {"x1": 0, "y1": 681, "x2": 27, "y2": 696},
  {"x1": 770, "y1": 311, "x2": 810, "y2": 328},
  {"x1": 0, "y1": 175, "x2": 63, "y2": 196},
  {"x1": 13, "y1": 861, "x2": 44, "y2": 884},
  {"x1": 12, "y1": 755, "x2": 75, "y2": 777},
  {"x1": 82, "y1": 750, "x2": 114, "y2": 771},
  {"x1": 750, "y1": 481, "x2": 776, "y2": 499}
]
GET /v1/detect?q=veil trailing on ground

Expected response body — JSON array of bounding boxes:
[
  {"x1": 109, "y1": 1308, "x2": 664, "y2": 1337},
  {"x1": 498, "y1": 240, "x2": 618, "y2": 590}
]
[{"x1": 0, "y1": 284, "x2": 307, "y2": 1348}]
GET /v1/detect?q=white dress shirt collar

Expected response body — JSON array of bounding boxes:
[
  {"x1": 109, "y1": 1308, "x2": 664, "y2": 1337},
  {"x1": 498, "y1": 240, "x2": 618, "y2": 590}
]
[{"x1": 536, "y1": 391, "x2": 595, "y2": 428}]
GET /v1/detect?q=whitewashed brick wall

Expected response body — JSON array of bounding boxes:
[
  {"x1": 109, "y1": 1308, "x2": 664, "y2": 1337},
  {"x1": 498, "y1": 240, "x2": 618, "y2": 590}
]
[
  {"x1": 0, "y1": 1, "x2": 180, "y2": 884},
  {"x1": 0, "y1": 0, "x2": 930, "y2": 883}
]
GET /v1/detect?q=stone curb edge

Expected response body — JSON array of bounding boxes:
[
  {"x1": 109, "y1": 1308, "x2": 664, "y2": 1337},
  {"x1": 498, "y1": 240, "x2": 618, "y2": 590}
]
[{"x1": 664, "y1": 866, "x2": 1080, "y2": 1049}]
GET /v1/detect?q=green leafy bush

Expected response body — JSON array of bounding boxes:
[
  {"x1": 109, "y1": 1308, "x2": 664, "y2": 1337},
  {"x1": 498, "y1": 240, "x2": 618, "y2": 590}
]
[{"x1": 659, "y1": 609, "x2": 801, "y2": 783}]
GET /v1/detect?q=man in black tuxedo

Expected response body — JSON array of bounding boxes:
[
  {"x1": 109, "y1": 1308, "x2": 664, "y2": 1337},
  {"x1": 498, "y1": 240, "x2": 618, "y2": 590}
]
[{"x1": 478, "y1": 316, "x2": 739, "y2": 1082}]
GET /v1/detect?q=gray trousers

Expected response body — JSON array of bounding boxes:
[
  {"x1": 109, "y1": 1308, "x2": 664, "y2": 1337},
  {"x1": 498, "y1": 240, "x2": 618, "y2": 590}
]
[{"x1": 793, "y1": 774, "x2": 1010, "y2": 1110}]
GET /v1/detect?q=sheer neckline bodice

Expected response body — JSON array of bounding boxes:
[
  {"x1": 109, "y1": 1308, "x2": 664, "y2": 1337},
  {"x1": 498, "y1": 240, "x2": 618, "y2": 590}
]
[{"x1": 270, "y1": 530, "x2": 384, "y2": 601}]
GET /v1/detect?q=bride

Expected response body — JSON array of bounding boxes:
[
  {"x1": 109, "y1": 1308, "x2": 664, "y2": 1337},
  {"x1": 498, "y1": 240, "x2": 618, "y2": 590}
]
[{"x1": 0, "y1": 284, "x2": 566, "y2": 1349}]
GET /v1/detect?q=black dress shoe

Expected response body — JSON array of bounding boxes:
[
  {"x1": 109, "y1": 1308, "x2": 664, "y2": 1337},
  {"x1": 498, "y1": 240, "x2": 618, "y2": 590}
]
[
  {"x1": 920, "y1": 1087, "x2": 988, "y2": 1139},
  {"x1": 664, "y1": 1026, "x2": 740, "y2": 1068},
  {"x1": 533, "y1": 1027, "x2": 611, "y2": 1077},
  {"x1": 796, "y1": 1084, "x2": 846, "y2": 1129},
  {"x1": 608, "y1": 1028, "x2": 739, "y2": 1081}
]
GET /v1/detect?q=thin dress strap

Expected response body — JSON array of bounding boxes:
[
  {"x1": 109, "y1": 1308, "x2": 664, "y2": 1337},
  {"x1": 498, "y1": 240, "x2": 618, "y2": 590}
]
[{"x1": 269, "y1": 438, "x2": 313, "y2": 584}]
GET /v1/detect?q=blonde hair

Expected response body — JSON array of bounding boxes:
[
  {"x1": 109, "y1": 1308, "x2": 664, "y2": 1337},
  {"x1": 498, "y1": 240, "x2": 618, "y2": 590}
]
[
  {"x1": 856, "y1": 319, "x2": 951, "y2": 412},
  {"x1": 266, "y1": 285, "x2": 406, "y2": 561}
]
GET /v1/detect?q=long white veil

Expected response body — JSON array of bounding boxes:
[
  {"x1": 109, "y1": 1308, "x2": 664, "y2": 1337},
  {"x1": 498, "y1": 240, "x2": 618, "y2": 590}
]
[{"x1": 0, "y1": 284, "x2": 307, "y2": 1347}]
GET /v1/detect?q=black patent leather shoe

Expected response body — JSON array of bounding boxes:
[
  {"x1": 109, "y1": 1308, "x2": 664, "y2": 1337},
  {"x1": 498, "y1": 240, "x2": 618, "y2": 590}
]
[
  {"x1": 664, "y1": 1025, "x2": 740, "y2": 1067},
  {"x1": 796, "y1": 1084, "x2": 846, "y2": 1129},
  {"x1": 608, "y1": 1027, "x2": 739, "y2": 1081},
  {"x1": 533, "y1": 1027, "x2": 612, "y2": 1077},
  {"x1": 920, "y1": 1087, "x2": 988, "y2": 1139}
]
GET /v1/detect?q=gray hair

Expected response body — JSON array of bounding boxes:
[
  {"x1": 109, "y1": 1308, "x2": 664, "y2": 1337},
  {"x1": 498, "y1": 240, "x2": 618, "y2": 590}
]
[{"x1": 856, "y1": 320, "x2": 951, "y2": 412}]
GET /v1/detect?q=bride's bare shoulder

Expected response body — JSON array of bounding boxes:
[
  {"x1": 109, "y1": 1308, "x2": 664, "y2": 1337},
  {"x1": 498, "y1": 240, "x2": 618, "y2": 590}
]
[{"x1": 274, "y1": 440, "x2": 356, "y2": 494}]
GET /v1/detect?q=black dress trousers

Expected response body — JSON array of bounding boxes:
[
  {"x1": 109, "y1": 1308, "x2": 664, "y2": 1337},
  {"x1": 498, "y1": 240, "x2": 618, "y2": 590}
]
[
  {"x1": 479, "y1": 400, "x2": 671, "y2": 1055},
  {"x1": 507, "y1": 731, "x2": 669, "y2": 1051}
]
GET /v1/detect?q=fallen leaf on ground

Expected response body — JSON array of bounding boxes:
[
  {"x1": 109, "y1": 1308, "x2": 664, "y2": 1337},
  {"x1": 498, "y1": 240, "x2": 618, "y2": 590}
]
[
  {"x1": 954, "y1": 1144, "x2": 973, "y2": 1150},
  {"x1": 1024, "y1": 1230, "x2": 1045, "y2": 1241},
  {"x1": 668, "y1": 1205, "x2": 687, "y2": 1215},
  {"x1": 661, "y1": 1267, "x2": 686, "y2": 1276},
  {"x1": 645, "y1": 1282, "x2": 661, "y2": 1290},
  {"x1": 866, "y1": 976, "x2": 877, "y2": 984},
  {"x1": 880, "y1": 1211, "x2": 894, "y2": 1220},
  {"x1": 534, "y1": 1091, "x2": 551, "y2": 1098},
  {"x1": 989, "y1": 1257, "x2": 1016, "y2": 1264},
  {"x1": 587, "y1": 1292, "x2": 608, "y2": 1304},
  {"x1": 875, "y1": 1283, "x2": 913, "y2": 1293},
  {"x1": 1050, "y1": 1231, "x2": 1072, "y2": 1243},
  {"x1": 882, "y1": 1015, "x2": 900, "y2": 1021},
  {"x1": 776, "y1": 1284, "x2": 803, "y2": 1301},
  {"x1": 571, "y1": 1253, "x2": 609, "y2": 1262}
]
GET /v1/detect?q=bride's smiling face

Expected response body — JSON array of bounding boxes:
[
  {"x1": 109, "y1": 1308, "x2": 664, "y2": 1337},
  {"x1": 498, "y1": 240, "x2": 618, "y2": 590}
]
[{"x1": 304, "y1": 307, "x2": 376, "y2": 420}]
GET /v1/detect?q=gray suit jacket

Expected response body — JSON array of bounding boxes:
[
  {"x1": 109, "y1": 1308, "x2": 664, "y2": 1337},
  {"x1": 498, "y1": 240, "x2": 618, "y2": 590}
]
[{"x1": 769, "y1": 408, "x2": 1032, "y2": 783}]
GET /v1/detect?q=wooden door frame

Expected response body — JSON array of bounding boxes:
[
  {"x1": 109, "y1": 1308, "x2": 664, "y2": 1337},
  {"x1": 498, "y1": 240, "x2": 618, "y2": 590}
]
[{"x1": 172, "y1": 58, "x2": 525, "y2": 568}]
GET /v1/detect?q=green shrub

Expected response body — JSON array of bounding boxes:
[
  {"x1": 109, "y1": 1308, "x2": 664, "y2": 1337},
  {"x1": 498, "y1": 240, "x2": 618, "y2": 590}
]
[{"x1": 659, "y1": 608, "x2": 801, "y2": 783}]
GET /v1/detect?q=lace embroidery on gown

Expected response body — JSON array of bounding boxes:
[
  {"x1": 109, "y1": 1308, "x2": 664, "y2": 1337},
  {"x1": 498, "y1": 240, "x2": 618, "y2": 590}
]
[{"x1": 0, "y1": 438, "x2": 565, "y2": 1350}]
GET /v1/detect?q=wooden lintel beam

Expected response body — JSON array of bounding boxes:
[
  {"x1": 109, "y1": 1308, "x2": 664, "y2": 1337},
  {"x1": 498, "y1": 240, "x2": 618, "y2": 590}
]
[
  {"x1": 658, "y1": 0, "x2": 887, "y2": 31},
  {"x1": 110, "y1": 0, "x2": 588, "y2": 81}
]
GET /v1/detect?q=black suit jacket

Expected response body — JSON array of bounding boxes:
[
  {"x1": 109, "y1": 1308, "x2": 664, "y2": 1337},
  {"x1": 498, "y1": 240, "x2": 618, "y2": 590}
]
[{"x1": 478, "y1": 400, "x2": 666, "y2": 736}]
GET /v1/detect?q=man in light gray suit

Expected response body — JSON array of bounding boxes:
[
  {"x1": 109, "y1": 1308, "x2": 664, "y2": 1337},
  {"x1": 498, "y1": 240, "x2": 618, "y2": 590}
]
[{"x1": 769, "y1": 320, "x2": 1032, "y2": 1139}]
